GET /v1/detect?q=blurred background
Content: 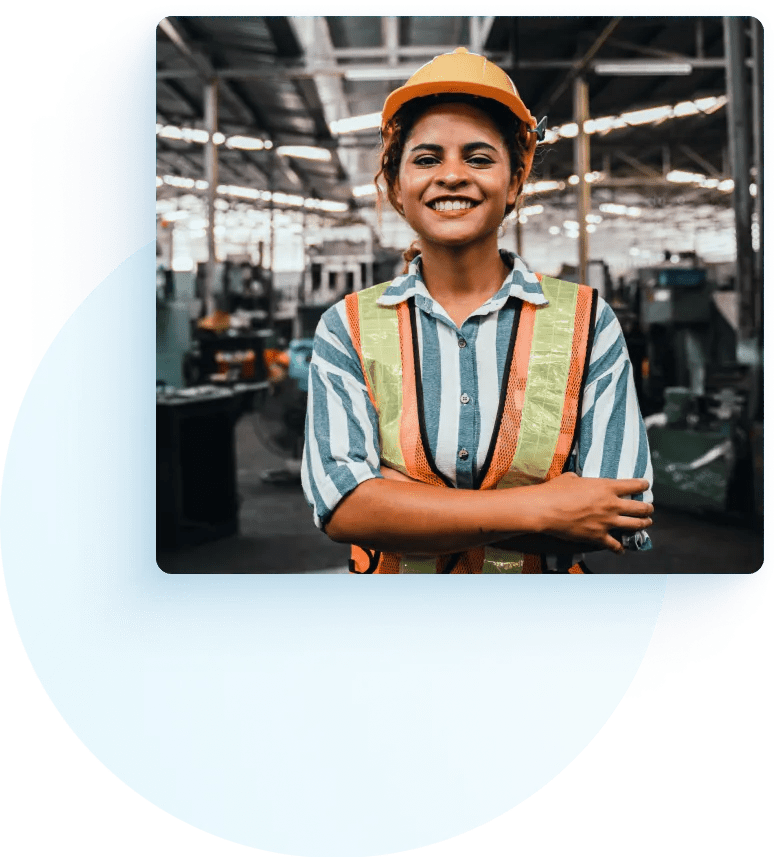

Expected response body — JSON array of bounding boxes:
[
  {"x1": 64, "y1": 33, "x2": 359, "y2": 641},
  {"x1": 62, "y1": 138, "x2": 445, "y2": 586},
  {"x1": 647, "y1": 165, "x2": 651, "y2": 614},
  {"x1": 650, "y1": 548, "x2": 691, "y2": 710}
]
[{"x1": 156, "y1": 16, "x2": 763, "y2": 574}]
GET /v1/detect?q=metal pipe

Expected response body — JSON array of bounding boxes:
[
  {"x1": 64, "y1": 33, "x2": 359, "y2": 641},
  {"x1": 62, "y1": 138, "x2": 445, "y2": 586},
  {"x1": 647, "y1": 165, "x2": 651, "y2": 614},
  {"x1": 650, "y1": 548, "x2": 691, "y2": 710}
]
[
  {"x1": 574, "y1": 76, "x2": 591, "y2": 284},
  {"x1": 268, "y1": 160, "x2": 276, "y2": 328},
  {"x1": 723, "y1": 16, "x2": 754, "y2": 340},
  {"x1": 204, "y1": 78, "x2": 218, "y2": 317},
  {"x1": 751, "y1": 17, "x2": 764, "y2": 324}
]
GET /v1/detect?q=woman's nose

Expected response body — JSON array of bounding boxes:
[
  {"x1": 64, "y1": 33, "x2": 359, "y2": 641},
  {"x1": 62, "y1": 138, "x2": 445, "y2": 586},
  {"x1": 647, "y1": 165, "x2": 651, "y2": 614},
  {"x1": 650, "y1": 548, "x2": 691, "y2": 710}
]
[{"x1": 436, "y1": 160, "x2": 468, "y2": 187}]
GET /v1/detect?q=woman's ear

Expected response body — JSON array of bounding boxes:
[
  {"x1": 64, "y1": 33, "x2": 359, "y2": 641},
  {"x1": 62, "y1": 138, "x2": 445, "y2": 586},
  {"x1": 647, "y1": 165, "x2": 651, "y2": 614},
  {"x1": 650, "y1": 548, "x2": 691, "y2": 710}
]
[
  {"x1": 507, "y1": 170, "x2": 522, "y2": 208},
  {"x1": 388, "y1": 180, "x2": 405, "y2": 217}
]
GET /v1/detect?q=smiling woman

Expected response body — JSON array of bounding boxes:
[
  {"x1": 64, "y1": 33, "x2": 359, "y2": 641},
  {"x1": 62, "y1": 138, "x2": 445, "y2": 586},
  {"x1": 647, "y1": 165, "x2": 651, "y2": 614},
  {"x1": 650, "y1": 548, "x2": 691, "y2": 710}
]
[{"x1": 301, "y1": 48, "x2": 654, "y2": 574}]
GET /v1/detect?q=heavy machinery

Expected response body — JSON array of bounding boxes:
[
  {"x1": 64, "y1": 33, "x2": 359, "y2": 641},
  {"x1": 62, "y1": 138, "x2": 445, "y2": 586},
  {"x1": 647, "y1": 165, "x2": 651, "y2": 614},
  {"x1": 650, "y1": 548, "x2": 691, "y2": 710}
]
[{"x1": 623, "y1": 260, "x2": 760, "y2": 521}]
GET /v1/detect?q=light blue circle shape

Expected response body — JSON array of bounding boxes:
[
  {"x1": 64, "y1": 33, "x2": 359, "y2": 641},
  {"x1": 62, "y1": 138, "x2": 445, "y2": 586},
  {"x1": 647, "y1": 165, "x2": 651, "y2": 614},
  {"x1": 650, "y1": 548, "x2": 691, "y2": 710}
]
[{"x1": 1, "y1": 244, "x2": 666, "y2": 857}]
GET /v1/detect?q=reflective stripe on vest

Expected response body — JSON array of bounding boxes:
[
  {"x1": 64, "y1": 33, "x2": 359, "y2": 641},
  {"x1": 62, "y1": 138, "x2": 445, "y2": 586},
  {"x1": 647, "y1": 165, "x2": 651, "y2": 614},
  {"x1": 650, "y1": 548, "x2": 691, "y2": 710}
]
[{"x1": 345, "y1": 277, "x2": 596, "y2": 574}]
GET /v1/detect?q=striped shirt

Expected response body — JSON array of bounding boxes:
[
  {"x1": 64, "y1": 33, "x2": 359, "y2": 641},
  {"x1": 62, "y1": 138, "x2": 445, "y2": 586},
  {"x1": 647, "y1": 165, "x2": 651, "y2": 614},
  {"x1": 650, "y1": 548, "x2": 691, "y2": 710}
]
[{"x1": 302, "y1": 251, "x2": 652, "y2": 558}]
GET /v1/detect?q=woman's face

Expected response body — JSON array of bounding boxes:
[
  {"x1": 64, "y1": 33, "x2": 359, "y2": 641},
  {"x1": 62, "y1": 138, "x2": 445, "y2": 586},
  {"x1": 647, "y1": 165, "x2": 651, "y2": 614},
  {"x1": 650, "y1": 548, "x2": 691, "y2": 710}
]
[{"x1": 394, "y1": 102, "x2": 520, "y2": 251}]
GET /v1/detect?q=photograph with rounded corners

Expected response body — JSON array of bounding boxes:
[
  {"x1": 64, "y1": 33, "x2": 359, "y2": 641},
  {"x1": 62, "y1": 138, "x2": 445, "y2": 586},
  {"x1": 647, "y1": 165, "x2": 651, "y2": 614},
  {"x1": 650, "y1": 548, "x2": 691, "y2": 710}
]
[{"x1": 155, "y1": 16, "x2": 763, "y2": 575}]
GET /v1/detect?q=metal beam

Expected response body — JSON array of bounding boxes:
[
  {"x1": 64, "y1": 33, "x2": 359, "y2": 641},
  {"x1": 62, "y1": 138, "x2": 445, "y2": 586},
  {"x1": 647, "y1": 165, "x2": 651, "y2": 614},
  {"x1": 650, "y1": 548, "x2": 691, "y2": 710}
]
[
  {"x1": 679, "y1": 144, "x2": 721, "y2": 177},
  {"x1": 751, "y1": 17, "x2": 763, "y2": 317},
  {"x1": 574, "y1": 77, "x2": 591, "y2": 284},
  {"x1": 204, "y1": 79, "x2": 218, "y2": 317},
  {"x1": 157, "y1": 56, "x2": 733, "y2": 81},
  {"x1": 538, "y1": 18, "x2": 622, "y2": 116},
  {"x1": 723, "y1": 16, "x2": 754, "y2": 340},
  {"x1": 613, "y1": 150, "x2": 662, "y2": 178}
]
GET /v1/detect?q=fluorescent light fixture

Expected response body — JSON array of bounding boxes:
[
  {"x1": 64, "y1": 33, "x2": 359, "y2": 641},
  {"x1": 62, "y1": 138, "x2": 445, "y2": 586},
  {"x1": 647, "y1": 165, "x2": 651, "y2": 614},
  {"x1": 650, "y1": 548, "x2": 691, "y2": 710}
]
[
  {"x1": 524, "y1": 180, "x2": 565, "y2": 194},
  {"x1": 214, "y1": 183, "x2": 347, "y2": 212},
  {"x1": 156, "y1": 176, "x2": 163, "y2": 187},
  {"x1": 584, "y1": 116, "x2": 619, "y2": 134},
  {"x1": 621, "y1": 105, "x2": 674, "y2": 126},
  {"x1": 542, "y1": 94, "x2": 727, "y2": 147},
  {"x1": 594, "y1": 61, "x2": 692, "y2": 75},
  {"x1": 217, "y1": 184, "x2": 261, "y2": 199},
  {"x1": 586, "y1": 214, "x2": 602, "y2": 224},
  {"x1": 330, "y1": 112, "x2": 382, "y2": 135},
  {"x1": 599, "y1": 203, "x2": 642, "y2": 217},
  {"x1": 667, "y1": 170, "x2": 706, "y2": 183},
  {"x1": 157, "y1": 125, "x2": 210, "y2": 143},
  {"x1": 212, "y1": 132, "x2": 226, "y2": 145},
  {"x1": 352, "y1": 184, "x2": 378, "y2": 197},
  {"x1": 717, "y1": 179, "x2": 734, "y2": 192},
  {"x1": 227, "y1": 135, "x2": 271, "y2": 150},
  {"x1": 520, "y1": 204, "x2": 544, "y2": 217},
  {"x1": 563, "y1": 220, "x2": 579, "y2": 230},
  {"x1": 162, "y1": 175, "x2": 197, "y2": 189},
  {"x1": 276, "y1": 145, "x2": 332, "y2": 162},
  {"x1": 568, "y1": 175, "x2": 580, "y2": 185},
  {"x1": 549, "y1": 226, "x2": 561, "y2": 235},
  {"x1": 344, "y1": 66, "x2": 418, "y2": 81}
]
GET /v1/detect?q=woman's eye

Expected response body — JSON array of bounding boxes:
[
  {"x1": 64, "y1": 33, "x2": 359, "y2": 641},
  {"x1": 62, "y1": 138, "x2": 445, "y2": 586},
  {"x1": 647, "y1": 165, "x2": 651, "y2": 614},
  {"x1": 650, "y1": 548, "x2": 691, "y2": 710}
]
[
  {"x1": 468, "y1": 155, "x2": 494, "y2": 166},
  {"x1": 414, "y1": 155, "x2": 439, "y2": 166}
]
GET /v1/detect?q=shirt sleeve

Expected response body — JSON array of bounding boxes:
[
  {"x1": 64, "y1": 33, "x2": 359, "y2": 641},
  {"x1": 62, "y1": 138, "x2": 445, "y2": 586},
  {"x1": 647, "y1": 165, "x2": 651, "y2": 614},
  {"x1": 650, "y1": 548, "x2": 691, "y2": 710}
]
[
  {"x1": 575, "y1": 297, "x2": 653, "y2": 550},
  {"x1": 301, "y1": 300, "x2": 383, "y2": 530}
]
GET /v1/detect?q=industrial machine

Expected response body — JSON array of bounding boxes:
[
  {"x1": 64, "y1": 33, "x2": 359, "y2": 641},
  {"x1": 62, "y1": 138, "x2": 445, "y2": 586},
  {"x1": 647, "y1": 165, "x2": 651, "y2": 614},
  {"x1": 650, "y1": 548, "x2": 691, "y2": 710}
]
[{"x1": 625, "y1": 261, "x2": 760, "y2": 521}]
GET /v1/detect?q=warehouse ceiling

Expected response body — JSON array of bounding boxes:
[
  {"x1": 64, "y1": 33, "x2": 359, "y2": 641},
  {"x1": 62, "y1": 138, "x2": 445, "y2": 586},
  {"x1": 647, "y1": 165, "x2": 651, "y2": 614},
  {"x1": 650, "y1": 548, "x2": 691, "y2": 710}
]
[{"x1": 156, "y1": 16, "x2": 756, "y2": 219}]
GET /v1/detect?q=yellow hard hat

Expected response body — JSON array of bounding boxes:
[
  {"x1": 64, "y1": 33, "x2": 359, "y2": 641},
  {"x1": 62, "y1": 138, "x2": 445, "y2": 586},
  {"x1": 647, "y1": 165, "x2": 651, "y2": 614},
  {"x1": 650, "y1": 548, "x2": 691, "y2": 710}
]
[{"x1": 381, "y1": 47, "x2": 541, "y2": 134}]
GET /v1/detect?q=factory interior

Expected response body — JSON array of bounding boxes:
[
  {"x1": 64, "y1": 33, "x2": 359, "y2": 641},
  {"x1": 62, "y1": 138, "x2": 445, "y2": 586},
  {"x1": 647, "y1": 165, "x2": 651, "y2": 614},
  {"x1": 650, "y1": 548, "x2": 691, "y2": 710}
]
[{"x1": 156, "y1": 16, "x2": 763, "y2": 574}]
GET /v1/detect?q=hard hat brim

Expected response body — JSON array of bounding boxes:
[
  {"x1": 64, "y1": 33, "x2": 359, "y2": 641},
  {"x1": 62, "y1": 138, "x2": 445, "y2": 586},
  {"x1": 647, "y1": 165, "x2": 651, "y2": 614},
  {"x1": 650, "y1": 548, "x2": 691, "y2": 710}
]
[{"x1": 381, "y1": 80, "x2": 535, "y2": 133}]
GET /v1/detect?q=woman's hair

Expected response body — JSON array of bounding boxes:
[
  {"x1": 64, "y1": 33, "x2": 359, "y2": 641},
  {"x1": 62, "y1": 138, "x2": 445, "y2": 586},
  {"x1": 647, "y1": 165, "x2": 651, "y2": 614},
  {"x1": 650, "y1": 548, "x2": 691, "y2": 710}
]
[{"x1": 375, "y1": 93, "x2": 534, "y2": 272}]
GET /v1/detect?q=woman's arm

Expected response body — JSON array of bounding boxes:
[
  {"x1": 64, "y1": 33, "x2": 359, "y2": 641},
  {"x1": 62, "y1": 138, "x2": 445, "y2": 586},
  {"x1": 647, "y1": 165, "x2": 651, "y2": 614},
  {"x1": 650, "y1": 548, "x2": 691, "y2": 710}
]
[{"x1": 325, "y1": 469, "x2": 652, "y2": 555}]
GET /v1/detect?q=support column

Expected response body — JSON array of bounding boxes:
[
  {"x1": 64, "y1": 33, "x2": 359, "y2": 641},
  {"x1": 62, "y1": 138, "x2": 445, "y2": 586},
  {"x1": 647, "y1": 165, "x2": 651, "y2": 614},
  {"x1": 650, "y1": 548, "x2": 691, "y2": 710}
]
[
  {"x1": 204, "y1": 78, "x2": 219, "y2": 317},
  {"x1": 384, "y1": 17, "x2": 399, "y2": 67},
  {"x1": 723, "y1": 16, "x2": 754, "y2": 341},
  {"x1": 574, "y1": 76, "x2": 591, "y2": 284},
  {"x1": 268, "y1": 160, "x2": 276, "y2": 329},
  {"x1": 751, "y1": 18, "x2": 763, "y2": 328}
]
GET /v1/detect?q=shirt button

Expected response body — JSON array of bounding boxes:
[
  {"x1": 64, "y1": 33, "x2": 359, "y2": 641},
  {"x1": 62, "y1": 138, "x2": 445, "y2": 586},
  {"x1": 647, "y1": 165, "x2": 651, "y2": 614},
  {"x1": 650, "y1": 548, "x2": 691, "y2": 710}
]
[
  {"x1": 458, "y1": 448, "x2": 469, "y2": 460},
  {"x1": 457, "y1": 338, "x2": 466, "y2": 348},
  {"x1": 460, "y1": 393, "x2": 470, "y2": 404}
]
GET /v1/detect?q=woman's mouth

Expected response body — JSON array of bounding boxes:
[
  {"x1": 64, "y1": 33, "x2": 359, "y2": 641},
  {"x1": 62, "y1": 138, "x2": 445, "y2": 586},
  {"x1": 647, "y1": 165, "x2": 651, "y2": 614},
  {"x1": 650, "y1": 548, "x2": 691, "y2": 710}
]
[{"x1": 428, "y1": 198, "x2": 479, "y2": 212}]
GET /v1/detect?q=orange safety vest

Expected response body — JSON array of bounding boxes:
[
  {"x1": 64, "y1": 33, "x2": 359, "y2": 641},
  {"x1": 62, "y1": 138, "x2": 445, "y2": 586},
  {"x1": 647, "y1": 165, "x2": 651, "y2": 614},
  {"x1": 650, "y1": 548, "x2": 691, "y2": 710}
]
[{"x1": 344, "y1": 276, "x2": 597, "y2": 574}]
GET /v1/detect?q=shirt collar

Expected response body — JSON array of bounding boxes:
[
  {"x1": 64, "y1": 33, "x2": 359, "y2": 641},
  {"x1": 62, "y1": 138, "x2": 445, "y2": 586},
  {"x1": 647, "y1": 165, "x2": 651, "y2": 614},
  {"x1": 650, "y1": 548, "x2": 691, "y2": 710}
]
[{"x1": 376, "y1": 250, "x2": 550, "y2": 314}]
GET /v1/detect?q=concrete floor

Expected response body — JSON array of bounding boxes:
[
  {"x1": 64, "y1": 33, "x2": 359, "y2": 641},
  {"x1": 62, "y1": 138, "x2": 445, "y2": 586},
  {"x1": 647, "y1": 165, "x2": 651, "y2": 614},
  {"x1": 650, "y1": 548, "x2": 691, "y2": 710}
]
[{"x1": 158, "y1": 414, "x2": 762, "y2": 575}]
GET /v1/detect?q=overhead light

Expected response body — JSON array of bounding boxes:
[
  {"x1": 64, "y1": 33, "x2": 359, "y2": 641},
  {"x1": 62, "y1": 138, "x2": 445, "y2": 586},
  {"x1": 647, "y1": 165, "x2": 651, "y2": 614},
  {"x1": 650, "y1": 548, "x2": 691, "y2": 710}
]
[
  {"x1": 352, "y1": 183, "x2": 378, "y2": 197},
  {"x1": 227, "y1": 135, "x2": 272, "y2": 150},
  {"x1": 599, "y1": 203, "x2": 642, "y2": 218},
  {"x1": 344, "y1": 66, "x2": 419, "y2": 81},
  {"x1": 620, "y1": 105, "x2": 674, "y2": 126},
  {"x1": 276, "y1": 145, "x2": 332, "y2": 162},
  {"x1": 568, "y1": 175, "x2": 580, "y2": 185},
  {"x1": 540, "y1": 94, "x2": 727, "y2": 145},
  {"x1": 523, "y1": 180, "x2": 565, "y2": 194},
  {"x1": 594, "y1": 61, "x2": 693, "y2": 76},
  {"x1": 330, "y1": 112, "x2": 382, "y2": 135},
  {"x1": 157, "y1": 124, "x2": 210, "y2": 143},
  {"x1": 667, "y1": 170, "x2": 707, "y2": 183}
]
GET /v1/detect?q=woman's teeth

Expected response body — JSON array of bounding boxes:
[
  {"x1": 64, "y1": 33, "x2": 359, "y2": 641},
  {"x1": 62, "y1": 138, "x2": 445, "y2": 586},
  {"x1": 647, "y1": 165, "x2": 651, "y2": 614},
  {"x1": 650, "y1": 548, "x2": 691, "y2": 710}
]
[{"x1": 433, "y1": 199, "x2": 474, "y2": 211}]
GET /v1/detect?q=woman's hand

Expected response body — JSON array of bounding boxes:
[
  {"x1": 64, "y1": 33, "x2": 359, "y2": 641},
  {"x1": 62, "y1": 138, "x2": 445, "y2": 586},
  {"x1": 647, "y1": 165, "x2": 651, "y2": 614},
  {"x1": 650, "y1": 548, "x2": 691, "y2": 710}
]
[{"x1": 527, "y1": 472, "x2": 652, "y2": 553}]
